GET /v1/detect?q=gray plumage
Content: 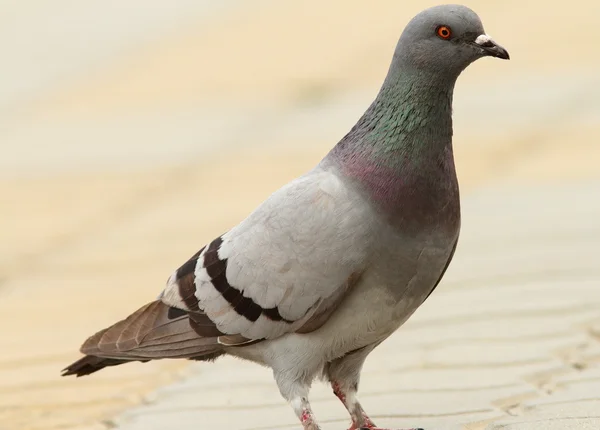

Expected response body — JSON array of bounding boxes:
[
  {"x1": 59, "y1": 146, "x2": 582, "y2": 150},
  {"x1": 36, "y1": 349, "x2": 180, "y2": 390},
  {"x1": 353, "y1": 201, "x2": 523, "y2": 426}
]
[{"x1": 63, "y1": 4, "x2": 508, "y2": 430}]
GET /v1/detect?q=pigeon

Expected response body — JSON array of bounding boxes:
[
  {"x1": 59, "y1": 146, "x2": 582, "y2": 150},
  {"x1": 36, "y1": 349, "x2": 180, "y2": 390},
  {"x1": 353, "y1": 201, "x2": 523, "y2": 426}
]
[{"x1": 62, "y1": 4, "x2": 508, "y2": 430}]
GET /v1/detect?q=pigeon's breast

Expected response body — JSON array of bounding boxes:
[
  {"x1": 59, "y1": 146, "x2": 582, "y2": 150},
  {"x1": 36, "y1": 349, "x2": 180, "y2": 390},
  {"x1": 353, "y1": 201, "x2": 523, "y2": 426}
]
[{"x1": 338, "y1": 146, "x2": 460, "y2": 236}]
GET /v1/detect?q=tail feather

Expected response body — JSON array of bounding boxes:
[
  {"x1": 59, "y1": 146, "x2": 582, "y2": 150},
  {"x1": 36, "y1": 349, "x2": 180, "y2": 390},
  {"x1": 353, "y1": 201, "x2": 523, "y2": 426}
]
[
  {"x1": 61, "y1": 355, "x2": 145, "y2": 377},
  {"x1": 62, "y1": 300, "x2": 223, "y2": 377}
]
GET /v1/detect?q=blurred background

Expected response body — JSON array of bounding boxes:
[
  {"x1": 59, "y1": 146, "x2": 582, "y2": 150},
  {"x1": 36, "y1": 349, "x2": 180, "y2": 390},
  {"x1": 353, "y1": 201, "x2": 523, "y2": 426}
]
[{"x1": 1, "y1": 1, "x2": 599, "y2": 429}]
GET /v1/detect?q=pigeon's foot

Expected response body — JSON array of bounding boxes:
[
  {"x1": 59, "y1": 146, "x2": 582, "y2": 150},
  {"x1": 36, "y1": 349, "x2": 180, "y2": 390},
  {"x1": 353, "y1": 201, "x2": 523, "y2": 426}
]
[
  {"x1": 332, "y1": 381, "x2": 424, "y2": 430},
  {"x1": 355, "y1": 428, "x2": 424, "y2": 430},
  {"x1": 351, "y1": 421, "x2": 424, "y2": 429}
]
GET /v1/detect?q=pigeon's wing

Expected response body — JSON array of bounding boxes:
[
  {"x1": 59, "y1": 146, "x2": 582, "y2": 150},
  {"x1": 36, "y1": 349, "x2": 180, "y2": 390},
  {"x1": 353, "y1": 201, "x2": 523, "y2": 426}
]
[
  {"x1": 62, "y1": 168, "x2": 372, "y2": 371},
  {"x1": 160, "y1": 168, "x2": 373, "y2": 342}
]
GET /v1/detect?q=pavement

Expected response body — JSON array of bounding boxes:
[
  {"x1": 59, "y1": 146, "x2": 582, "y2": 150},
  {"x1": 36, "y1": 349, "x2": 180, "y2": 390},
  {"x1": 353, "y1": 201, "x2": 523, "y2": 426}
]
[{"x1": 1, "y1": 1, "x2": 600, "y2": 430}]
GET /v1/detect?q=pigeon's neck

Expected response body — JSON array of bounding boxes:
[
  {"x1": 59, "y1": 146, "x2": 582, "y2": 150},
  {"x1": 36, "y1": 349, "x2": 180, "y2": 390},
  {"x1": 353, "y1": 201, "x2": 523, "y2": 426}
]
[
  {"x1": 331, "y1": 68, "x2": 455, "y2": 167},
  {"x1": 326, "y1": 69, "x2": 459, "y2": 226}
]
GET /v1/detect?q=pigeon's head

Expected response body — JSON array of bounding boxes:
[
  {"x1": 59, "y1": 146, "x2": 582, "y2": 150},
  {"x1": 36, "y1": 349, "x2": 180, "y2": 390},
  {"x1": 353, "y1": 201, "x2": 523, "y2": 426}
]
[{"x1": 395, "y1": 4, "x2": 509, "y2": 77}]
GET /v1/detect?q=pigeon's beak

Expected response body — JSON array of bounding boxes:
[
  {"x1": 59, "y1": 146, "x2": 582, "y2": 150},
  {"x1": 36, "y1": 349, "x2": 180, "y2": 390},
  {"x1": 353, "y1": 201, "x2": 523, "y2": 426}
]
[{"x1": 474, "y1": 34, "x2": 510, "y2": 60}]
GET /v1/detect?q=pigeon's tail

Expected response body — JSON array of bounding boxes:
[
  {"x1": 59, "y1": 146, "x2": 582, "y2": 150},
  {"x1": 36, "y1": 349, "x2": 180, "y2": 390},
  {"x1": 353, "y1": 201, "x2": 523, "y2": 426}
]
[
  {"x1": 62, "y1": 355, "x2": 141, "y2": 377},
  {"x1": 62, "y1": 300, "x2": 223, "y2": 377}
]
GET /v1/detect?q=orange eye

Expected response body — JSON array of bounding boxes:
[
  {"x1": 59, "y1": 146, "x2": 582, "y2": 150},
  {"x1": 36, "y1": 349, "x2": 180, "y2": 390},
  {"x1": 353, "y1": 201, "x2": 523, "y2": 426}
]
[{"x1": 436, "y1": 25, "x2": 452, "y2": 40}]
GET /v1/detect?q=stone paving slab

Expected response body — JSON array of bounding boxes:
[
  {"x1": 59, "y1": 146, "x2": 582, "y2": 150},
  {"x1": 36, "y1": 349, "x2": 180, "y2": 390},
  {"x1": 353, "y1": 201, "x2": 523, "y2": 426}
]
[{"x1": 110, "y1": 180, "x2": 600, "y2": 430}]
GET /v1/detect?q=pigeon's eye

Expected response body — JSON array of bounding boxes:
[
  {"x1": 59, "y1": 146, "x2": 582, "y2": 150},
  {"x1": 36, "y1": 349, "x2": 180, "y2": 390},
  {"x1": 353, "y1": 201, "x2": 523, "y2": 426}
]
[{"x1": 436, "y1": 25, "x2": 452, "y2": 40}]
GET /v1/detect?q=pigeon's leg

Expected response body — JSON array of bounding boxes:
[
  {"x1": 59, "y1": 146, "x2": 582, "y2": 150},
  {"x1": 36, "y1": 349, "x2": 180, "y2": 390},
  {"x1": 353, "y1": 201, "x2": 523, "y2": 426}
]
[
  {"x1": 325, "y1": 345, "x2": 376, "y2": 429},
  {"x1": 325, "y1": 346, "x2": 423, "y2": 430},
  {"x1": 331, "y1": 379, "x2": 374, "y2": 429},
  {"x1": 274, "y1": 371, "x2": 321, "y2": 430},
  {"x1": 290, "y1": 395, "x2": 320, "y2": 430}
]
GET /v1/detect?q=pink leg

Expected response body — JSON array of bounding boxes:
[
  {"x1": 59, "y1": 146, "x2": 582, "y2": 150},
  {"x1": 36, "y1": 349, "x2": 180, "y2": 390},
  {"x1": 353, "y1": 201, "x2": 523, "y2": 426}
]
[
  {"x1": 274, "y1": 371, "x2": 322, "y2": 430},
  {"x1": 332, "y1": 381, "x2": 423, "y2": 430},
  {"x1": 289, "y1": 395, "x2": 321, "y2": 430}
]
